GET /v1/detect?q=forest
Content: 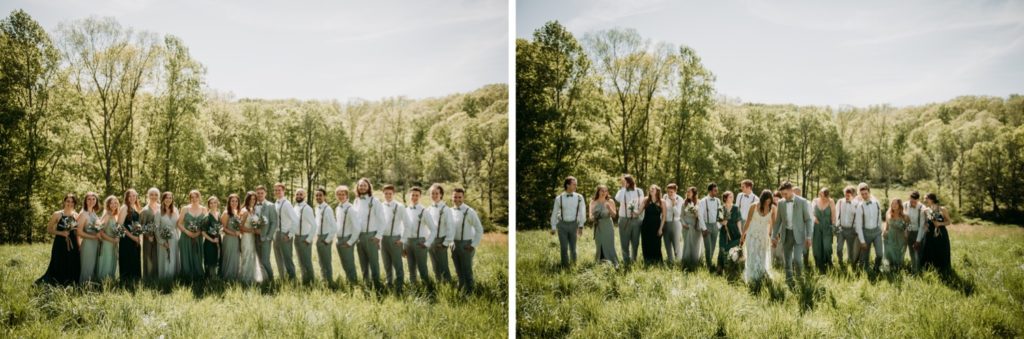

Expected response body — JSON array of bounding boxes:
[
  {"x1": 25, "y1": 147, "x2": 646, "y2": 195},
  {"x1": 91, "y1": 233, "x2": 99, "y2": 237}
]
[
  {"x1": 517, "y1": 21, "x2": 1024, "y2": 230},
  {"x1": 0, "y1": 10, "x2": 509, "y2": 243}
]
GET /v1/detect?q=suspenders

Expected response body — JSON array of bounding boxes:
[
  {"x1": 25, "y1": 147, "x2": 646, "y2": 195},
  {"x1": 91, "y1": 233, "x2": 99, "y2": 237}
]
[
  {"x1": 364, "y1": 198, "x2": 373, "y2": 232},
  {"x1": 318, "y1": 205, "x2": 327, "y2": 236},
  {"x1": 437, "y1": 205, "x2": 446, "y2": 237},
  {"x1": 416, "y1": 207, "x2": 425, "y2": 237},
  {"x1": 389, "y1": 203, "x2": 398, "y2": 235},
  {"x1": 558, "y1": 194, "x2": 582, "y2": 222},
  {"x1": 460, "y1": 207, "x2": 470, "y2": 240},
  {"x1": 339, "y1": 205, "x2": 350, "y2": 238}
]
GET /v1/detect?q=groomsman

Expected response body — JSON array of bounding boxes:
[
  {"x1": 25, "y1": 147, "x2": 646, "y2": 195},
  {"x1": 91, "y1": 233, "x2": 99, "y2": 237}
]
[
  {"x1": 405, "y1": 187, "x2": 436, "y2": 284},
  {"x1": 314, "y1": 187, "x2": 336, "y2": 283},
  {"x1": 355, "y1": 178, "x2": 386, "y2": 289},
  {"x1": 292, "y1": 189, "x2": 317, "y2": 284},
  {"x1": 836, "y1": 186, "x2": 860, "y2": 267},
  {"x1": 697, "y1": 183, "x2": 723, "y2": 270},
  {"x1": 663, "y1": 184, "x2": 683, "y2": 262},
  {"x1": 904, "y1": 191, "x2": 926, "y2": 272},
  {"x1": 736, "y1": 180, "x2": 759, "y2": 224},
  {"x1": 550, "y1": 176, "x2": 585, "y2": 267},
  {"x1": 380, "y1": 185, "x2": 411, "y2": 294},
  {"x1": 855, "y1": 183, "x2": 884, "y2": 272},
  {"x1": 254, "y1": 186, "x2": 279, "y2": 281},
  {"x1": 771, "y1": 181, "x2": 813, "y2": 284},
  {"x1": 615, "y1": 174, "x2": 643, "y2": 265},
  {"x1": 273, "y1": 183, "x2": 299, "y2": 280},
  {"x1": 333, "y1": 186, "x2": 361, "y2": 284},
  {"x1": 450, "y1": 188, "x2": 483, "y2": 294},
  {"x1": 429, "y1": 184, "x2": 455, "y2": 283}
]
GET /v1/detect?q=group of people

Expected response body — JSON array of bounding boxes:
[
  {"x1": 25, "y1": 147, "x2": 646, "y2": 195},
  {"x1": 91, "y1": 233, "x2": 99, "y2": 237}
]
[
  {"x1": 35, "y1": 179, "x2": 485, "y2": 294},
  {"x1": 551, "y1": 175, "x2": 953, "y2": 285}
]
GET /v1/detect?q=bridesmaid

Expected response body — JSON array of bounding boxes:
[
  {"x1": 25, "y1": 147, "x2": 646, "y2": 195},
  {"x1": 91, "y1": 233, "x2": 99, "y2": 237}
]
[
  {"x1": 118, "y1": 189, "x2": 143, "y2": 282},
  {"x1": 884, "y1": 199, "x2": 909, "y2": 272},
  {"x1": 140, "y1": 188, "x2": 160, "y2": 281},
  {"x1": 918, "y1": 193, "x2": 951, "y2": 272},
  {"x1": 96, "y1": 195, "x2": 121, "y2": 281},
  {"x1": 717, "y1": 191, "x2": 742, "y2": 273},
  {"x1": 77, "y1": 192, "x2": 101, "y2": 285},
  {"x1": 220, "y1": 194, "x2": 242, "y2": 280},
  {"x1": 202, "y1": 196, "x2": 222, "y2": 278},
  {"x1": 639, "y1": 185, "x2": 665, "y2": 265},
  {"x1": 177, "y1": 190, "x2": 207, "y2": 280},
  {"x1": 811, "y1": 188, "x2": 836, "y2": 273},
  {"x1": 680, "y1": 186, "x2": 702, "y2": 269},
  {"x1": 157, "y1": 192, "x2": 179, "y2": 280},
  {"x1": 589, "y1": 185, "x2": 618, "y2": 267},
  {"x1": 35, "y1": 193, "x2": 81, "y2": 286}
]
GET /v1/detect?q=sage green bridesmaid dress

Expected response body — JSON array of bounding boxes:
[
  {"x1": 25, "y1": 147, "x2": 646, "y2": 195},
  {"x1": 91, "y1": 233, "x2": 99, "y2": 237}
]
[
  {"x1": 79, "y1": 211, "x2": 100, "y2": 284},
  {"x1": 593, "y1": 201, "x2": 618, "y2": 266},
  {"x1": 96, "y1": 218, "x2": 118, "y2": 280},
  {"x1": 178, "y1": 212, "x2": 206, "y2": 280}
]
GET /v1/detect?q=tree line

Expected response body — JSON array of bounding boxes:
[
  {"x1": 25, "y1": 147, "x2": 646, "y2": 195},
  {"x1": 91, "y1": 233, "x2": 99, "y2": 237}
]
[
  {"x1": 0, "y1": 10, "x2": 509, "y2": 243},
  {"x1": 517, "y1": 20, "x2": 1023, "y2": 230}
]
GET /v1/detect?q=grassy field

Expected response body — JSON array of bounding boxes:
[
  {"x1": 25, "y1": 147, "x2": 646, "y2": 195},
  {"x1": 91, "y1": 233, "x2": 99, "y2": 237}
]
[
  {"x1": 0, "y1": 233, "x2": 508, "y2": 338},
  {"x1": 516, "y1": 225, "x2": 1024, "y2": 338}
]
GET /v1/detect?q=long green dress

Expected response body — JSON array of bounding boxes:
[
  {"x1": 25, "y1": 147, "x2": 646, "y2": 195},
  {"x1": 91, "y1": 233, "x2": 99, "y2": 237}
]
[
  {"x1": 179, "y1": 212, "x2": 206, "y2": 280},
  {"x1": 79, "y1": 212, "x2": 100, "y2": 284},
  {"x1": 203, "y1": 212, "x2": 221, "y2": 278},
  {"x1": 717, "y1": 205, "x2": 742, "y2": 268},
  {"x1": 221, "y1": 214, "x2": 241, "y2": 280},
  {"x1": 96, "y1": 218, "x2": 119, "y2": 280},
  {"x1": 812, "y1": 203, "x2": 834, "y2": 272},
  {"x1": 593, "y1": 201, "x2": 618, "y2": 266},
  {"x1": 885, "y1": 218, "x2": 908, "y2": 270}
]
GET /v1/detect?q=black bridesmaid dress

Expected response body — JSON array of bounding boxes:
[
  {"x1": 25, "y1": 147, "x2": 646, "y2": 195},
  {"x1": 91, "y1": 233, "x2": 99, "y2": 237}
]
[
  {"x1": 921, "y1": 208, "x2": 951, "y2": 272},
  {"x1": 640, "y1": 202, "x2": 663, "y2": 264},
  {"x1": 119, "y1": 208, "x2": 142, "y2": 281},
  {"x1": 35, "y1": 212, "x2": 81, "y2": 286}
]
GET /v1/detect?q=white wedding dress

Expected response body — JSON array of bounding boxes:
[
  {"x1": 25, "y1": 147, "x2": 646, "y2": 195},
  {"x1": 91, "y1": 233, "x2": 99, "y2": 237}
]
[
  {"x1": 239, "y1": 212, "x2": 264, "y2": 283},
  {"x1": 743, "y1": 207, "x2": 773, "y2": 282}
]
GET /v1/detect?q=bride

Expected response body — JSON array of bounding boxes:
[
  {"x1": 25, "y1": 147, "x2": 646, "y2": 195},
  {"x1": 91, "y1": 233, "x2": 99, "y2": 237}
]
[
  {"x1": 239, "y1": 191, "x2": 264, "y2": 283},
  {"x1": 741, "y1": 190, "x2": 775, "y2": 283}
]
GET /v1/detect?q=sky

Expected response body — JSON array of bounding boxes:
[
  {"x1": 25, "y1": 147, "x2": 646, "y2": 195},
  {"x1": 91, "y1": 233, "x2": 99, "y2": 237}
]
[
  {"x1": 1, "y1": 0, "x2": 508, "y2": 101},
  {"x1": 518, "y1": 0, "x2": 1024, "y2": 107}
]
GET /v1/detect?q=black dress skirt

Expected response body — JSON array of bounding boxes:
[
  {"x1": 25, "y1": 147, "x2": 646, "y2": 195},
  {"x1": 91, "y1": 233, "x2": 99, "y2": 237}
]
[
  {"x1": 640, "y1": 203, "x2": 663, "y2": 264},
  {"x1": 921, "y1": 209, "x2": 951, "y2": 272},
  {"x1": 119, "y1": 209, "x2": 142, "y2": 281},
  {"x1": 35, "y1": 213, "x2": 81, "y2": 286}
]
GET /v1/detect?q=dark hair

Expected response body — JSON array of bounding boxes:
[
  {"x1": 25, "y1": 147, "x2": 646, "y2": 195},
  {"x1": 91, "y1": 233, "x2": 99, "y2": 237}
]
[
  {"x1": 592, "y1": 185, "x2": 609, "y2": 202},
  {"x1": 758, "y1": 189, "x2": 775, "y2": 214},
  {"x1": 453, "y1": 187, "x2": 466, "y2": 195},
  {"x1": 357, "y1": 178, "x2": 374, "y2": 197},
  {"x1": 707, "y1": 183, "x2": 718, "y2": 192},
  {"x1": 123, "y1": 188, "x2": 141, "y2": 212},
  {"x1": 844, "y1": 186, "x2": 855, "y2": 195},
  {"x1": 255, "y1": 185, "x2": 266, "y2": 192},
  {"x1": 243, "y1": 191, "x2": 257, "y2": 211},
  {"x1": 666, "y1": 183, "x2": 678, "y2": 191},
  {"x1": 819, "y1": 187, "x2": 830, "y2": 198},
  {"x1": 722, "y1": 191, "x2": 734, "y2": 203},
  {"x1": 82, "y1": 192, "x2": 99, "y2": 213},
  {"x1": 778, "y1": 181, "x2": 793, "y2": 191},
  {"x1": 410, "y1": 186, "x2": 422, "y2": 194},
  {"x1": 685, "y1": 187, "x2": 698, "y2": 205},
  {"x1": 563, "y1": 176, "x2": 576, "y2": 190},
  {"x1": 315, "y1": 186, "x2": 327, "y2": 196},
  {"x1": 643, "y1": 185, "x2": 663, "y2": 208},
  {"x1": 63, "y1": 192, "x2": 78, "y2": 209},
  {"x1": 161, "y1": 192, "x2": 175, "y2": 215},
  {"x1": 925, "y1": 193, "x2": 939, "y2": 204},
  {"x1": 382, "y1": 184, "x2": 395, "y2": 192},
  {"x1": 910, "y1": 191, "x2": 920, "y2": 200},
  {"x1": 227, "y1": 194, "x2": 240, "y2": 218},
  {"x1": 741, "y1": 179, "x2": 753, "y2": 188},
  {"x1": 623, "y1": 174, "x2": 635, "y2": 190}
]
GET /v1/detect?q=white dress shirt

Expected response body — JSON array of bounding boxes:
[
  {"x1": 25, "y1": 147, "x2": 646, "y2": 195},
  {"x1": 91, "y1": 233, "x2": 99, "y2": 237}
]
[
  {"x1": 615, "y1": 188, "x2": 645, "y2": 218},
  {"x1": 697, "y1": 196, "x2": 721, "y2": 230},
  {"x1": 354, "y1": 195, "x2": 387, "y2": 240},
  {"x1": 275, "y1": 197, "x2": 298, "y2": 237},
  {"x1": 451, "y1": 203, "x2": 484, "y2": 247},
  {"x1": 837, "y1": 198, "x2": 857, "y2": 227},
  {"x1": 431, "y1": 201, "x2": 456, "y2": 246},
  {"x1": 315, "y1": 202, "x2": 337, "y2": 244},
  {"x1": 904, "y1": 201, "x2": 926, "y2": 232},
  {"x1": 663, "y1": 193, "x2": 683, "y2": 222},
  {"x1": 736, "y1": 192, "x2": 759, "y2": 221},
  {"x1": 550, "y1": 192, "x2": 586, "y2": 230},
  {"x1": 333, "y1": 202, "x2": 359, "y2": 246},
  {"x1": 855, "y1": 197, "x2": 882, "y2": 243},
  {"x1": 294, "y1": 201, "x2": 317, "y2": 243},
  {"x1": 381, "y1": 200, "x2": 411, "y2": 244},
  {"x1": 406, "y1": 203, "x2": 436, "y2": 242}
]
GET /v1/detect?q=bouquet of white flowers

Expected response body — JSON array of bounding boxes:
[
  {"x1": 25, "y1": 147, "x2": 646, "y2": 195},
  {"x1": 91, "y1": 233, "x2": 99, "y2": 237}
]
[
  {"x1": 142, "y1": 222, "x2": 156, "y2": 237},
  {"x1": 729, "y1": 246, "x2": 743, "y2": 263},
  {"x1": 717, "y1": 205, "x2": 726, "y2": 222},
  {"x1": 206, "y1": 221, "x2": 220, "y2": 237},
  {"x1": 59, "y1": 217, "x2": 78, "y2": 232},
  {"x1": 85, "y1": 220, "x2": 102, "y2": 234},
  {"x1": 250, "y1": 214, "x2": 267, "y2": 231},
  {"x1": 186, "y1": 220, "x2": 200, "y2": 234},
  {"x1": 628, "y1": 200, "x2": 637, "y2": 217},
  {"x1": 129, "y1": 221, "x2": 144, "y2": 237},
  {"x1": 228, "y1": 216, "x2": 241, "y2": 232},
  {"x1": 112, "y1": 223, "x2": 126, "y2": 239},
  {"x1": 685, "y1": 204, "x2": 698, "y2": 216}
]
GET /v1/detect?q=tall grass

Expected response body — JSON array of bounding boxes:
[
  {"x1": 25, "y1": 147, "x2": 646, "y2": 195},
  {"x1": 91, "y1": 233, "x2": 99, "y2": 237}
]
[
  {"x1": 0, "y1": 234, "x2": 508, "y2": 337},
  {"x1": 516, "y1": 225, "x2": 1024, "y2": 338}
]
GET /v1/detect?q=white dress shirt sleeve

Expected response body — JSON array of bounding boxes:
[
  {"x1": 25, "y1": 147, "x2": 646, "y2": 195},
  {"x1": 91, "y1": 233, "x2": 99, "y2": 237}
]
[
  {"x1": 855, "y1": 203, "x2": 865, "y2": 243},
  {"x1": 303, "y1": 205, "x2": 316, "y2": 243},
  {"x1": 469, "y1": 208, "x2": 484, "y2": 248},
  {"x1": 550, "y1": 195, "x2": 561, "y2": 231},
  {"x1": 320, "y1": 205, "x2": 337, "y2": 244},
  {"x1": 576, "y1": 194, "x2": 586, "y2": 228},
  {"x1": 421, "y1": 208, "x2": 437, "y2": 245},
  {"x1": 697, "y1": 198, "x2": 708, "y2": 230}
]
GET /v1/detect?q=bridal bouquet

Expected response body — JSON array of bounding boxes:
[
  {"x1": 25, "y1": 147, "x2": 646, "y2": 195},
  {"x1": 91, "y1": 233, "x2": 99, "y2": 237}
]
[
  {"x1": 60, "y1": 217, "x2": 78, "y2": 232},
  {"x1": 158, "y1": 225, "x2": 173, "y2": 242},
  {"x1": 728, "y1": 246, "x2": 743, "y2": 263},
  {"x1": 717, "y1": 204, "x2": 726, "y2": 222},
  {"x1": 685, "y1": 204, "x2": 697, "y2": 216},
  {"x1": 250, "y1": 214, "x2": 267, "y2": 231}
]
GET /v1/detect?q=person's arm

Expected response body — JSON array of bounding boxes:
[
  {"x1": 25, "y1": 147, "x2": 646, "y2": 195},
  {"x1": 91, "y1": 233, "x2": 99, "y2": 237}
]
[
  {"x1": 266, "y1": 205, "x2": 279, "y2": 240},
  {"x1": 470, "y1": 209, "x2": 484, "y2": 249},
  {"x1": 373, "y1": 199, "x2": 386, "y2": 241},
  {"x1": 855, "y1": 204, "x2": 866, "y2": 244},
  {"x1": 177, "y1": 209, "x2": 189, "y2": 236},
  {"x1": 771, "y1": 204, "x2": 781, "y2": 241},
  {"x1": 803, "y1": 200, "x2": 813, "y2": 242},
  {"x1": 304, "y1": 206, "x2": 317, "y2": 244},
  {"x1": 830, "y1": 200, "x2": 838, "y2": 226},
  {"x1": 76, "y1": 213, "x2": 94, "y2": 240},
  {"x1": 47, "y1": 212, "x2": 62, "y2": 237},
  {"x1": 939, "y1": 207, "x2": 951, "y2": 227},
  {"x1": 422, "y1": 209, "x2": 437, "y2": 247},
  {"x1": 323, "y1": 207, "x2": 337, "y2": 244},
  {"x1": 443, "y1": 209, "x2": 456, "y2": 247},
  {"x1": 550, "y1": 196, "x2": 560, "y2": 232},
  {"x1": 697, "y1": 199, "x2": 707, "y2": 231},
  {"x1": 741, "y1": 205, "x2": 754, "y2": 244},
  {"x1": 397, "y1": 204, "x2": 410, "y2": 245},
  {"x1": 577, "y1": 196, "x2": 587, "y2": 229},
  {"x1": 658, "y1": 201, "x2": 666, "y2": 236}
]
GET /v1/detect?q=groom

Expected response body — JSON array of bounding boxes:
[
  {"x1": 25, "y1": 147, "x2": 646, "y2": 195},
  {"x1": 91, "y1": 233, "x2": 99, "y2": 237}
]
[
  {"x1": 771, "y1": 181, "x2": 813, "y2": 284},
  {"x1": 254, "y1": 185, "x2": 280, "y2": 281}
]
